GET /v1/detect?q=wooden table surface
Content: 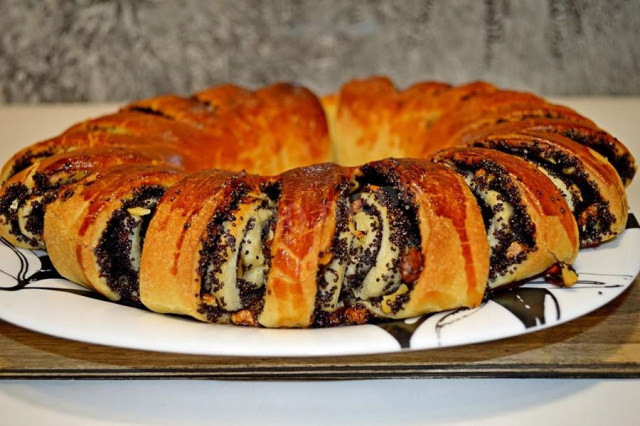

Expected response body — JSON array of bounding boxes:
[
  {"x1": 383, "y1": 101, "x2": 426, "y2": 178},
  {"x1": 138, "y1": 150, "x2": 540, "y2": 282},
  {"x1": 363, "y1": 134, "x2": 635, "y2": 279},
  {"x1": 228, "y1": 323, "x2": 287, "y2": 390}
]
[{"x1": 1, "y1": 101, "x2": 639, "y2": 381}]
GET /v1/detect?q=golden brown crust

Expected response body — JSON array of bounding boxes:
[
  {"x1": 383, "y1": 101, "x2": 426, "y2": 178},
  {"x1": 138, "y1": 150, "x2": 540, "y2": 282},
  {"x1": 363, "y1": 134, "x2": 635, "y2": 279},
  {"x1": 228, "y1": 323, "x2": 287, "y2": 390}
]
[
  {"x1": 61, "y1": 86, "x2": 331, "y2": 177},
  {"x1": 359, "y1": 159, "x2": 489, "y2": 317},
  {"x1": 199, "y1": 82, "x2": 333, "y2": 175},
  {"x1": 323, "y1": 77, "x2": 499, "y2": 165},
  {"x1": 43, "y1": 165, "x2": 185, "y2": 300},
  {"x1": 1, "y1": 77, "x2": 635, "y2": 328},
  {"x1": 425, "y1": 100, "x2": 595, "y2": 152},
  {"x1": 140, "y1": 159, "x2": 488, "y2": 327},
  {"x1": 139, "y1": 170, "x2": 261, "y2": 319},
  {"x1": 456, "y1": 118, "x2": 637, "y2": 186},
  {"x1": 259, "y1": 163, "x2": 352, "y2": 328},
  {"x1": 322, "y1": 77, "x2": 625, "y2": 172},
  {"x1": 120, "y1": 83, "x2": 333, "y2": 176},
  {"x1": 0, "y1": 146, "x2": 169, "y2": 248},
  {"x1": 467, "y1": 130, "x2": 628, "y2": 246},
  {"x1": 432, "y1": 148, "x2": 579, "y2": 288},
  {"x1": 0, "y1": 131, "x2": 185, "y2": 185},
  {"x1": 194, "y1": 83, "x2": 253, "y2": 108},
  {"x1": 124, "y1": 95, "x2": 221, "y2": 128},
  {"x1": 63, "y1": 111, "x2": 223, "y2": 172}
]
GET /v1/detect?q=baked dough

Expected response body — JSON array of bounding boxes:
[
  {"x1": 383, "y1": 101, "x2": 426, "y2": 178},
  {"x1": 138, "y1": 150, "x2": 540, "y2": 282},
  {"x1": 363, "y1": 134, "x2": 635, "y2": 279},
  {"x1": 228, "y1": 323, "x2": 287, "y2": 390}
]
[
  {"x1": 431, "y1": 148, "x2": 579, "y2": 288},
  {"x1": 0, "y1": 77, "x2": 635, "y2": 327}
]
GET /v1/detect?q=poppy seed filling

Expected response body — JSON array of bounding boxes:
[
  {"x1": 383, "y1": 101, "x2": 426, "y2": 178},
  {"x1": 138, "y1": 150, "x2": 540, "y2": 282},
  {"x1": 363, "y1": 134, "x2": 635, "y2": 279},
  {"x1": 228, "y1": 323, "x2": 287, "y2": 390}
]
[
  {"x1": 559, "y1": 128, "x2": 635, "y2": 185},
  {"x1": 197, "y1": 181, "x2": 277, "y2": 323},
  {"x1": 0, "y1": 183, "x2": 33, "y2": 245},
  {"x1": 0, "y1": 167, "x2": 95, "y2": 249},
  {"x1": 315, "y1": 171, "x2": 423, "y2": 323},
  {"x1": 94, "y1": 185, "x2": 166, "y2": 303},
  {"x1": 455, "y1": 160, "x2": 536, "y2": 286},
  {"x1": 472, "y1": 139, "x2": 615, "y2": 246},
  {"x1": 315, "y1": 181, "x2": 351, "y2": 315}
]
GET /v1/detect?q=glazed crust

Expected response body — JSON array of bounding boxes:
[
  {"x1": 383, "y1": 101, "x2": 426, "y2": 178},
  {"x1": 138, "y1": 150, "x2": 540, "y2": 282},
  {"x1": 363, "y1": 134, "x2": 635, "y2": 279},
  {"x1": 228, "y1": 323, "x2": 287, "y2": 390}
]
[
  {"x1": 359, "y1": 159, "x2": 489, "y2": 318},
  {"x1": 0, "y1": 77, "x2": 635, "y2": 328},
  {"x1": 0, "y1": 146, "x2": 167, "y2": 248},
  {"x1": 43, "y1": 166, "x2": 185, "y2": 300},
  {"x1": 422, "y1": 91, "x2": 596, "y2": 149},
  {"x1": 456, "y1": 118, "x2": 637, "y2": 187},
  {"x1": 139, "y1": 165, "x2": 350, "y2": 327},
  {"x1": 61, "y1": 83, "x2": 332, "y2": 176},
  {"x1": 468, "y1": 130, "x2": 628, "y2": 246},
  {"x1": 322, "y1": 77, "x2": 635, "y2": 185},
  {"x1": 0, "y1": 131, "x2": 183, "y2": 185},
  {"x1": 139, "y1": 170, "x2": 263, "y2": 319},
  {"x1": 432, "y1": 148, "x2": 579, "y2": 288},
  {"x1": 322, "y1": 77, "x2": 497, "y2": 166},
  {"x1": 140, "y1": 159, "x2": 488, "y2": 327},
  {"x1": 259, "y1": 163, "x2": 353, "y2": 327}
]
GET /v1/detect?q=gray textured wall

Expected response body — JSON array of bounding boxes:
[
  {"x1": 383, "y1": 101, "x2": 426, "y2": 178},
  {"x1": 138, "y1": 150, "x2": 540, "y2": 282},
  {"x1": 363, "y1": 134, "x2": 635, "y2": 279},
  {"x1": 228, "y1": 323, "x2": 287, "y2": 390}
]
[{"x1": 1, "y1": 0, "x2": 639, "y2": 103}]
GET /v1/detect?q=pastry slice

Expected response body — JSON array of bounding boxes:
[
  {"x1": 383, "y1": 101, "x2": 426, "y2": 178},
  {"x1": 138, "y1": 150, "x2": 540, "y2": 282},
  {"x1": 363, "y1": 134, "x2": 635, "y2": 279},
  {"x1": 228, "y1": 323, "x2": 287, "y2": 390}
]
[
  {"x1": 425, "y1": 91, "x2": 596, "y2": 152},
  {"x1": 456, "y1": 118, "x2": 637, "y2": 187},
  {"x1": 432, "y1": 148, "x2": 579, "y2": 288},
  {"x1": 468, "y1": 130, "x2": 628, "y2": 247},
  {"x1": 0, "y1": 131, "x2": 181, "y2": 184},
  {"x1": 43, "y1": 165, "x2": 185, "y2": 303},
  {"x1": 315, "y1": 158, "x2": 489, "y2": 324},
  {"x1": 139, "y1": 169, "x2": 274, "y2": 324},
  {"x1": 141, "y1": 164, "x2": 348, "y2": 328},
  {"x1": 0, "y1": 147, "x2": 167, "y2": 248}
]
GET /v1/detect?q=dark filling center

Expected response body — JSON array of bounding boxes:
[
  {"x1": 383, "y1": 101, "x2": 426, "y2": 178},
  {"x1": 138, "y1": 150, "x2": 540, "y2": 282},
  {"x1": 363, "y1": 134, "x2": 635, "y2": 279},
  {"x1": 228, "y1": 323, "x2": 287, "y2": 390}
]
[
  {"x1": 0, "y1": 169, "x2": 90, "y2": 248},
  {"x1": 455, "y1": 160, "x2": 536, "y2": 282},
  {"x1": 315, "y1": 182, "x2": 351, "y2": 312},
  {"x1": 198, "y1": 183, "x2": 251, "y2": 299},
  {"x1": 559, "y1": 128, "x2": 635, "y2": 185},
  {"x1": 0, "y1": 183, "x2": 31, "y2": 245},
  {"x1": 23, "y1": 172, "x2": 63, "y2": 243},
  {"x1": 314, "y1": 169, "x2": 423, "y2": 326},
  {"x1": 197, "y1": 180, "x2": 278, "y2": 323},
  {"x1": 23, "y1": 194, "x2": 57, "y2": 239},
  {"x1": 94, "y1": 185, "x2": 166, "y2": 304},
  {"x1": 473, "y1": 139, "x2": 615, "y2": 246},
  {"x1": 7, "y1": 147, "x2": 56, "y2": 182}
]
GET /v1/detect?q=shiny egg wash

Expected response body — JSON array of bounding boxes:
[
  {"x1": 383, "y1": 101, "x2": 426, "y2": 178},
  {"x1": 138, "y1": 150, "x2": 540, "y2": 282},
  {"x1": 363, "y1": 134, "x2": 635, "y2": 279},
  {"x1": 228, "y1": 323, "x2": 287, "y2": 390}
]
[
  {"x1": 471, "y1": 138, "x2": 616, "y2": 247},
  {"x1": 449, "y1": 158, "x2": 537, "y2": 288},
  {"x1": 191, "y1": 167, "x2": 425, "y2": 327},
  {"x1": 94, "y1": 185, "x2": 167, "y2": 303}
]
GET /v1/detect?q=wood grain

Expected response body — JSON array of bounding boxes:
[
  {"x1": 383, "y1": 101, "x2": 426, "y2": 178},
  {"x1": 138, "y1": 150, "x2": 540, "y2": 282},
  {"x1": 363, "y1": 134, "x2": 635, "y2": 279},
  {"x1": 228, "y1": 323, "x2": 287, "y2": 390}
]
[{"x1": 1, "y1": 275, "x2": 638, "y2": 380}]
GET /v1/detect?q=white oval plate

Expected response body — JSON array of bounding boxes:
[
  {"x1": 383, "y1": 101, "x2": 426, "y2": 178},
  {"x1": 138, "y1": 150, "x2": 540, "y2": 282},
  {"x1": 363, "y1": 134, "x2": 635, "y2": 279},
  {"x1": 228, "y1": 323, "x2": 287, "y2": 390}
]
[{"x1": 1, "y1": 219, "x2": 639, "y2": 357}]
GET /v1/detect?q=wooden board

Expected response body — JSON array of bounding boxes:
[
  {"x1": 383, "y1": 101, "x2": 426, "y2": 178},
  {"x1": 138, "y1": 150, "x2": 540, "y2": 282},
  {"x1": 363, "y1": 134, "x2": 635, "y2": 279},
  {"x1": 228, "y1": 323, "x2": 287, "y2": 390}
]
[{"x1": 1, "y1": 275, "x2": 638, "y2": 380}]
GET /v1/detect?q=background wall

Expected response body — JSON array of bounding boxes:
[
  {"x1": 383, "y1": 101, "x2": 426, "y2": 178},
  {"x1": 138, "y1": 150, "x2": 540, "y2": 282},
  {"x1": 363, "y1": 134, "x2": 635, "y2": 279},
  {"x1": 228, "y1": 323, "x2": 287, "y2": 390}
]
[{"x1": 1, "y1": 0, "x2": 639, "y2": 103}]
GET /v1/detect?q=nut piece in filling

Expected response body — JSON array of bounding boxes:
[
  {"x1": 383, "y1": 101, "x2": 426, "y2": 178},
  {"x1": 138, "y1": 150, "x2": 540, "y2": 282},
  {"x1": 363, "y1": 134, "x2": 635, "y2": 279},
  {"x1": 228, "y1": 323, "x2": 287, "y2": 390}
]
[
  {"x1": 460, "y1": 167, "x2": 534, "y2": 287},
  {"x1": 315, "y1": 171, "x2": 423, "y2": 324},
  {"x1": 433, "y1": 148, "x2": 579, "y2": 290},
  {"x1": 469, "y1": 133, "x2": 627, "y2": 247},
  {"x1": 198, "y1": 191, "x2": 276, "y2": 324}
]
